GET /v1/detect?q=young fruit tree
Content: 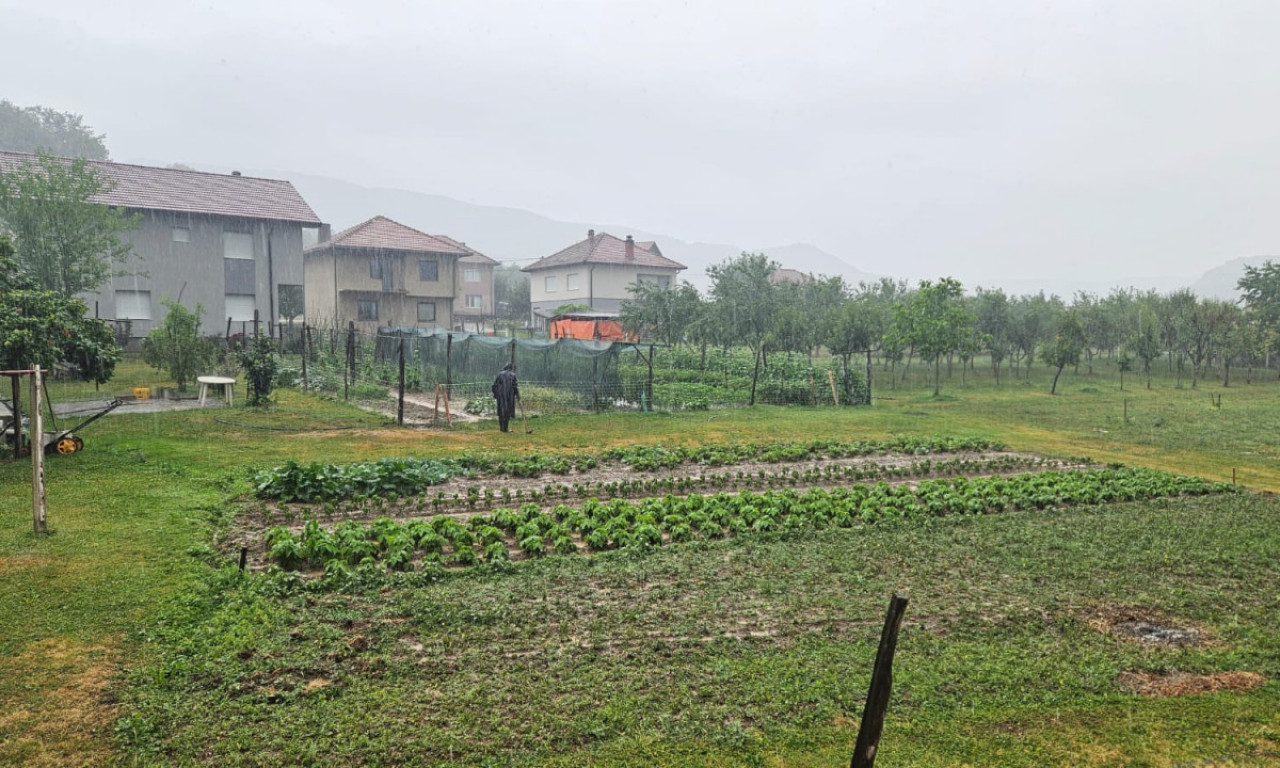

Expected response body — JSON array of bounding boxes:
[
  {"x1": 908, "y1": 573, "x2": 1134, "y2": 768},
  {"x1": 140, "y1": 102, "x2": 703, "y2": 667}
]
[{"x1": 0, "y1": 236, "x2": 119, "y2": 454}]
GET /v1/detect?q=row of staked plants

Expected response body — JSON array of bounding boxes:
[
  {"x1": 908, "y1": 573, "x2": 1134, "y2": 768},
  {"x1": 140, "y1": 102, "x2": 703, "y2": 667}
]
[
  {"x1": 254, "y1": 436, "x2": 1007, "y2": 502},
  {"x1": 263, "y1": 467, "x2": 1236, "y2": 575},
  {"x1": 255, "y1": 453, "x2": 1074, "y2": 524}
]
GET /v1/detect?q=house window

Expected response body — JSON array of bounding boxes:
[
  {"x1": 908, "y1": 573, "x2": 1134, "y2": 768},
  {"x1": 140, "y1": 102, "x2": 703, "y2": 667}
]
[
  {"x1": 544, "y1": 275, "x2": 557, "y2": 293},
  {"x1": 358, "y1": 300, "x2": 379, "y2": 321},
  {"x1": 566, "y1": 273, "x2": 580, "y2": 291},
  {"x1": 172, "y1": 227, "x2": 190, "y2": 243},
  {"x1": 369, "y1": 258, "x2": 383, "y2": 279},
  {"x1": 223, "y1": 231, "x2": 254, "y2": 260},
  {"x1": 463, "y1": 268, "x2": 481, "y2": 283},
  {"x1": 417, "y1": 302, "x2": 436, "y2": 322},
  {"x1": 224, "y1": 258, "x2": 256, "y2": 294},
  {"x1": 116, "y1": 290, "x2": 151, "y2": 320},
  {"x1": 465, "y1": 294, "x2": 483, "y2": 309},
  {"x1": 419, "y1": 259, "x2": 439, "y2": 281},
  {"x1": 637, "y1": 273, "x2": 672, "y2": 289},
  {"x1": 225, "y1": 294, "x2": 256, "y2": 322}
]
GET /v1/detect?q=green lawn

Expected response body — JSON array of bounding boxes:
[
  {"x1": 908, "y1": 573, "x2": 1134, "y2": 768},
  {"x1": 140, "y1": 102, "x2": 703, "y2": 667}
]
[{"x1": 2, "y1": 363, "x2": 1280, "y2": 766}]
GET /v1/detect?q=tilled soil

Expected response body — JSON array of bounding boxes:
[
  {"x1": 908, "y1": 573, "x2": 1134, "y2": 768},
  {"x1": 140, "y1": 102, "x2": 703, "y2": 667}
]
[{"x1": 226, "y1": 450, "x2": 1091, "y2": 571}]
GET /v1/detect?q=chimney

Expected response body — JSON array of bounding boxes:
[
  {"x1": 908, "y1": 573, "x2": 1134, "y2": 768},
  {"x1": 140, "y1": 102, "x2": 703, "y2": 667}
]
[
  {"x1": 587, "y1": 229, "x2": 595, "y2": 241},
  {"x1": 318, "y1": 223, "x2": 332, "y2": 243},
  {"x1": 231, "y1": 170, "x2": 241, "y2": 176},
  {"x1": 625, "y1": 235, "x2": 634, "y2": 260}
]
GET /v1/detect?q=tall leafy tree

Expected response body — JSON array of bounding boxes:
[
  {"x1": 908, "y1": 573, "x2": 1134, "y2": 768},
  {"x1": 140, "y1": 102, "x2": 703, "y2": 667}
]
[
  {"x1": 1043, "y1": 312, "x2": 1087, "y2": 394},
  {"x1": 975, "y1": 287, "x2": 1013, "y2": 383},
  {"x1": 889, "y1": 277, "x2": 974, "y2": 396},
  {"x1": 1238, "y1": 260, "x2": 1280, "y2": 370},
  {"x1": 1127, "y1": 303, "x2": 1162, "y2": 390},
  {"x1": 825, "y1": 289, "x2": 886, "y2": 404},
  {"x1": 706, "y1": 253, "x2": 778, "y2": 405},
  {"x1": 0, "y1": 101, "x2": 110, "y2": 159},
  {"x1": 0, "y1": 235, "x2": 119, "y2": 452},
  {"x1": 0, "y1": 151, "x2": 137, "y2": 297}
]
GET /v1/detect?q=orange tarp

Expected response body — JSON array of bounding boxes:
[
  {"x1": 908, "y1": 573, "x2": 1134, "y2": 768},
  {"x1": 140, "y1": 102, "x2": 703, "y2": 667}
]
[{"x1": 549, "y1": 317, "x2": 635, "y2": 342}]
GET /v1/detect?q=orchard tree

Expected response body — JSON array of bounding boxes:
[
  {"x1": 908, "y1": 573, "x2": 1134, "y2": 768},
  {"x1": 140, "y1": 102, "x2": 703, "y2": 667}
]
[
  {"x1": 621, "y1": 281, "x2": 703, "y2": 348},
  {"x1": 890, "y1": 277, "x2": 974, "y2": 396},
  {"x1": 825, "y1": 290, "x2": 886, "y2": 404},
  {"x1": 975, "y1": 287, "x2": 1013, "y2": 383},
  {"x1": 1127, "y1": 306, "x2": 1162, "y2": 390},
  {"x1": 0, "y1": 151, "x2": 137, "y2": 297},
  {"x1": 707, "y1": 252, "x2": 778, "y2": 404},
  {"x1": 1043, "y1": 312, "x2": 1087, "y2": 394},
  {"x1": 0, "y1": 101, "x2": 110, "y2": 159}
]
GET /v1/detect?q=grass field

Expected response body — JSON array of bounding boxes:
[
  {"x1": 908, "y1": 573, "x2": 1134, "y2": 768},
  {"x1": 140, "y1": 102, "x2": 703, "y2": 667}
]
[{"x1": 2, "y1": 357, "x2": 1279, "y2": 766}]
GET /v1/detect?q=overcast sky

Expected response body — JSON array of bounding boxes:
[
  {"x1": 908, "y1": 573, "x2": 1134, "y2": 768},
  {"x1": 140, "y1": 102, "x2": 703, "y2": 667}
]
[{"x1": 3, "y1": 0, "x2": 1278, "y2": 285}]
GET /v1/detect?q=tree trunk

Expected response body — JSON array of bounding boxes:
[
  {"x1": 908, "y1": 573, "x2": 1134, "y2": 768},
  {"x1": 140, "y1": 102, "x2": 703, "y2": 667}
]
[
  {"x1": 748, "y1": 347, "x2": 762, "y2": 406},
  {"x1": 933, "y1": 358, "x2": 941, "y2": 397},
  {"x1": 1051, "y1": 364, "x2": 1065, "y2": 395}
]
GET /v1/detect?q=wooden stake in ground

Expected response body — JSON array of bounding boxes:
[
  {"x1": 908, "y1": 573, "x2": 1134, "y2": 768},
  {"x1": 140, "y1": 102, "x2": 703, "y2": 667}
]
[
  {"x1": 828, "y1": 369, "x2": 840, "y2": 407},
  {"x1": 850, "y1": 593, "x2": 908, "y2": 768},
  {"x1": 31, "y1": 366, "x2": 47, "y2": 534}
]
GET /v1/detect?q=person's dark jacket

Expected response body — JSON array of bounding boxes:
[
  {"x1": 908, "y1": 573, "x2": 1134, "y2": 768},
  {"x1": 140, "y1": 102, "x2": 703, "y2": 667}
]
[{"x1": 491, "y1": 364, "x2": 519, "y2": 422}]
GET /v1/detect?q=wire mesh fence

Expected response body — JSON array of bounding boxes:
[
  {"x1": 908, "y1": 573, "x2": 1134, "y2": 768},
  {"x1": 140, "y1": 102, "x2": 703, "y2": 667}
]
[
  {"x1": 288, "y1": 326, "x2": 869, "y2": 423},
  {"x1": 12, "y1": 321, "x2": 869, "y2": 434}
]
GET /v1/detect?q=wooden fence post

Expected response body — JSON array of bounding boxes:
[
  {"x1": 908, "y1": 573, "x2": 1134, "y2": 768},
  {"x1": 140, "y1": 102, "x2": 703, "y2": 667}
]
[
  {"x1": 301, "y1": 321, "x2": 308, "y2": 392},
  {"x1": 850, "y1": 594, "x2": 909, "y2": 768},
  {"x1": 344, "y1": 321, "x2": 355, "y2": 401},
  {"x1": 397, "y1": 338, "x2": 406, "y2": 426},
  {"x1": 445, "y1": 333, "x2": 453, "y2": 395},
  {"x1": 828, "y1": 369, "x2": 840, "y2": 407}
]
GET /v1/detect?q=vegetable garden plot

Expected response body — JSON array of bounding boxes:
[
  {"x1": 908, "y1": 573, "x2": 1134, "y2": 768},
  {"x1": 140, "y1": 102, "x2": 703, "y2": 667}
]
[{"x1": 232, "y1": 437, "x2": 1238, "y2": 578}]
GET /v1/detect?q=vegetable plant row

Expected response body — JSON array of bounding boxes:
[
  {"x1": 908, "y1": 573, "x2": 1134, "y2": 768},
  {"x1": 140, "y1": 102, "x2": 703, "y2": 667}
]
[
  {"x1": 255, "y1": 453, "x2": 1072, "y2": 523},
  {"x1": 263, "y1": 467, "x2": 1235, "y2": 574},
  {"x1": 254, "y1": 436, "x2": 1005, "y2": 502}
]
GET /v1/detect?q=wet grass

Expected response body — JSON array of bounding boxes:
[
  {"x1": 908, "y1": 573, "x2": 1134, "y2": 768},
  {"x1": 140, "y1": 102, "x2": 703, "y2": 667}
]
[{"x1": 2, "y1": 364, "x2": 1280, "y2": 765}]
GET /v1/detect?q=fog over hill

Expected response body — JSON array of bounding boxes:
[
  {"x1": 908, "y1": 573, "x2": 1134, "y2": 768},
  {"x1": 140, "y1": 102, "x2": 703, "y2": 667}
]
[
  {"x1": 178, "y1": 164, "x2": 1260, "y2": 300},
  {"x1": 245, "y1": 171, "x2": 879, "y2": 291}
]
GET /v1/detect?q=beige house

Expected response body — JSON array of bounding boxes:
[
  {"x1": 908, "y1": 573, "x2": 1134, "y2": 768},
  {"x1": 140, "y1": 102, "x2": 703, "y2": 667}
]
[
  {"x1": 434, "y1": 235, "x2": 498, "y2": 331},
  {"x1": 303, "y1": 216, "x2": 468, "y2": 333},
  {"x1": 523, "y1": 230, "x2": 686, "y2": 324}
]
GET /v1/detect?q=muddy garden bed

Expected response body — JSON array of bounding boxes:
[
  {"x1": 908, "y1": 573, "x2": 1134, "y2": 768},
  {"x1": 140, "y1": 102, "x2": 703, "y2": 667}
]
[{"x1": 225, "y1": 450, "x2": 1092, "y2": 572}]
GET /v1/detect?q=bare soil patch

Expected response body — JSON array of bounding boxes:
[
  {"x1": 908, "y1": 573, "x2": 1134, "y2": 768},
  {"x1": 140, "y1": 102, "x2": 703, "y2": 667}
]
[
  {"x1": 1085, "y1": 606, "x2": 1212, "y2": 648},
  {"x1": 0, "y1": 638, "x2": 120, "y2": 767},
  {"x1": 1118, "y1": 670, "x2": 1265, "y2": 697}
]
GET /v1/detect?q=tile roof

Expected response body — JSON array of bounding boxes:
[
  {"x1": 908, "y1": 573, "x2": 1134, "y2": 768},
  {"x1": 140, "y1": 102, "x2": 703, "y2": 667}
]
[
  {"x1": 769, "y1": 268, "x2": 814, "y2": 285},
  {"x1": 432, "y1": 234, "x2": 499, "y2": 265},
  {"x1": 0, "y1": 151, "x2": 321, "y2": 224},
  {"x1": 306, "y1": 215, "x2": 469, "y2": 255},
  {"x1": 523, "y1": 231, "x2": 686, "y2": 272}
]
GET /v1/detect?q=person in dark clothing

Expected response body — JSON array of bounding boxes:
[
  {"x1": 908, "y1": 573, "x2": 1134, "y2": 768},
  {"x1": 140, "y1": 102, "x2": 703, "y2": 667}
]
[{"x1": 491, "y1": 363, "x2": 519, "y2": 433}]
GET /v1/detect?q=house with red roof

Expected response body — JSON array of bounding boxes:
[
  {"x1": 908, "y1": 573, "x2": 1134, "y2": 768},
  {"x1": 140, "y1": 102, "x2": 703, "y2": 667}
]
[
  {"x1": 0, "y1": 151, "x2": 323, "y2": 338},
  {"x1": 522, "y1": 230, "x2": 686, "y2": 325},
  {"x1": 303, "y1": 215, "x2": 472, "y2": 333},
  {"x1": 432, "y1": 234, "x2": 498, "y2": 330}
]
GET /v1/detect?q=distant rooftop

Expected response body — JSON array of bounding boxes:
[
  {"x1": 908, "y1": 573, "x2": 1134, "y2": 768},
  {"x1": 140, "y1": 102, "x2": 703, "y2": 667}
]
[
  {"x1": 523, "y1": 230, "x2": 685, "y2": 272},
  {"x1": 0, "y1": 151, "x2": 321, "y2": 225},
  {"x1": 306, "y1": 215, "x2": 469, "y2": 255}
]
